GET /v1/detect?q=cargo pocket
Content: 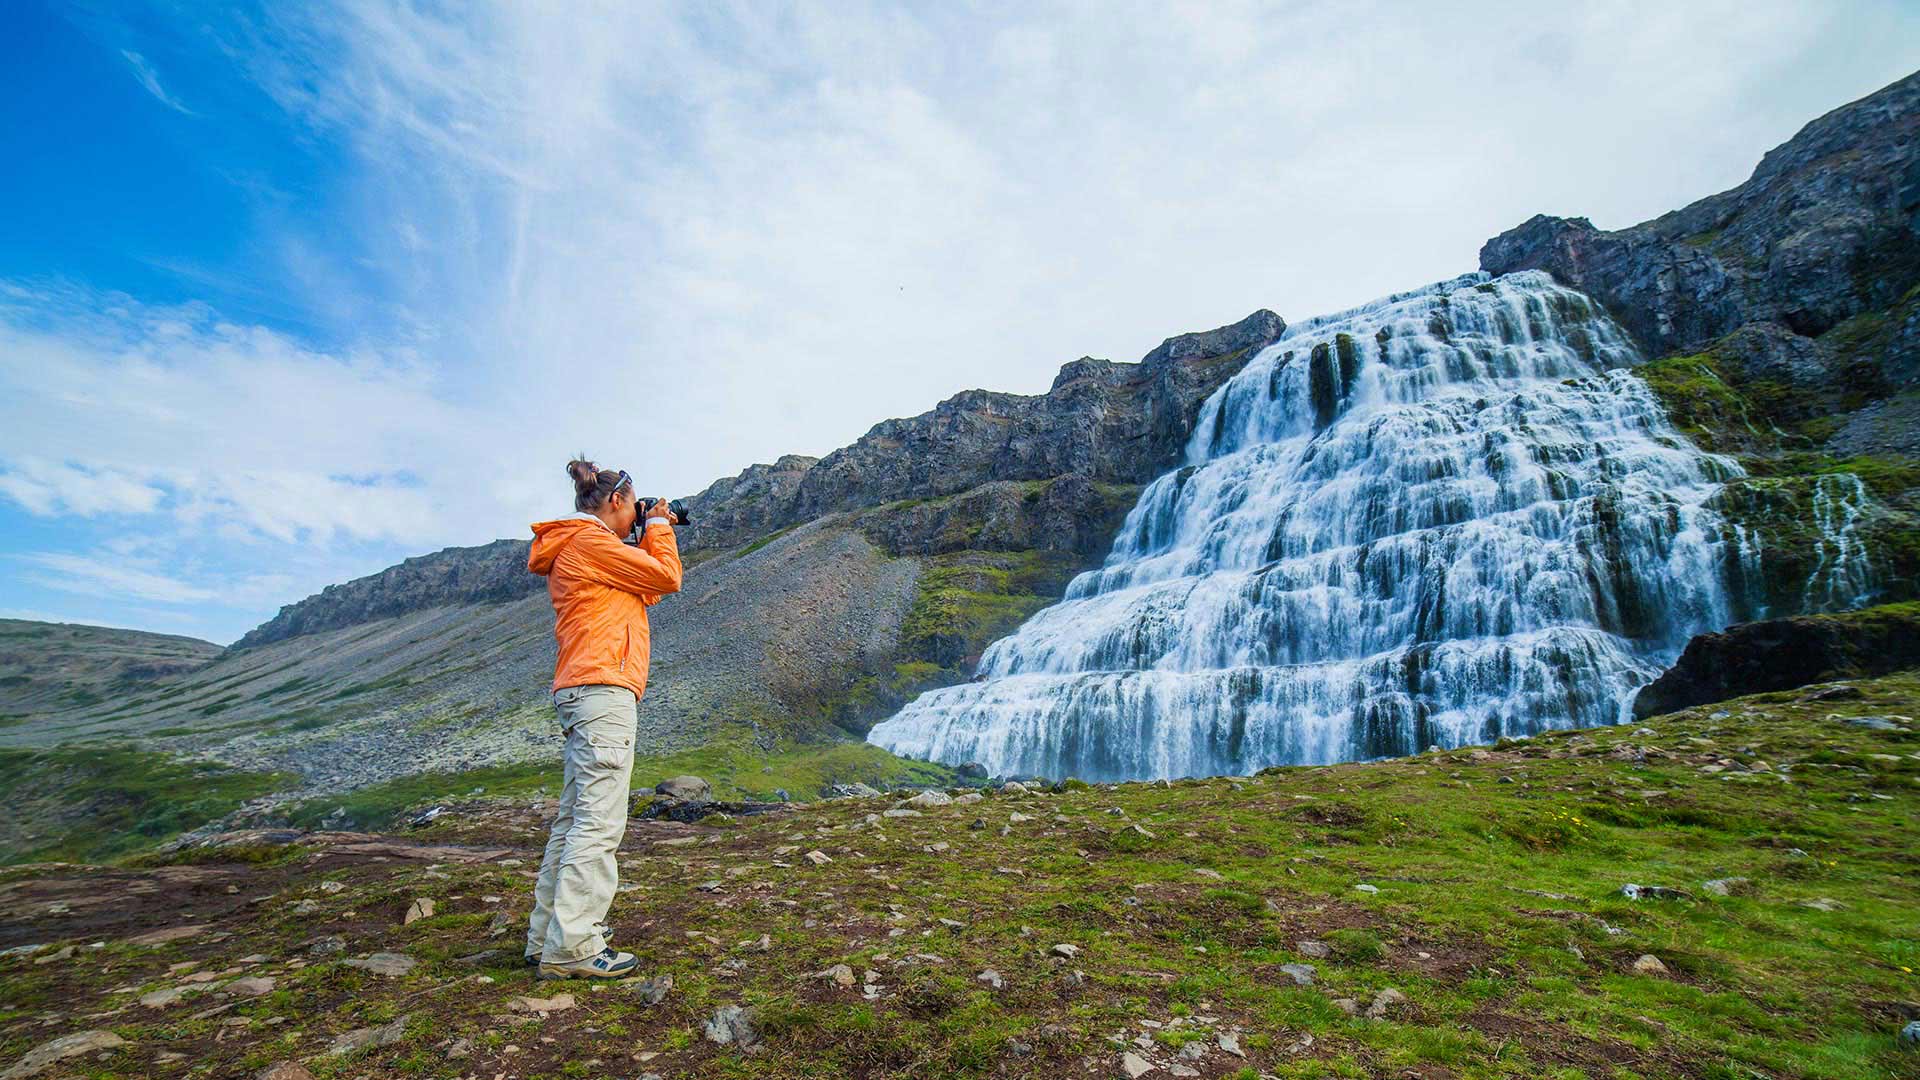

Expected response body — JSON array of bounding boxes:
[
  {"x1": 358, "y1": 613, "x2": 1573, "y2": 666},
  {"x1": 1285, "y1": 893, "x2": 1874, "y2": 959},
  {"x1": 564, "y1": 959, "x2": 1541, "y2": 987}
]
[{"x1": 584, "y1": 723, "x2": 633, "y2": 771}]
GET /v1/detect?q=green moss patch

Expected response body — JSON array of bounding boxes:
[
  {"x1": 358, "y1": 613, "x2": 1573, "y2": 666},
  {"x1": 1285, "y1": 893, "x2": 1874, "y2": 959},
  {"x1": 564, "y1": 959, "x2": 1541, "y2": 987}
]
[{"x1": 0, "y1": 748, "x2": 291, "y2": 864}]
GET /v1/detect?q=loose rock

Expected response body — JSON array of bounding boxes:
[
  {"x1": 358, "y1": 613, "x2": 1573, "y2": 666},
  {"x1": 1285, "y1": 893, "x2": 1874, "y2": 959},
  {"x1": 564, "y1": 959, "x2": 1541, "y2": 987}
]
[
  {"x1": 328, "y1": 1014, "x2": 411, "y2": 1056},
  {"x1": 1, "y1": 1031, "x2": 126, "y2": 1078},
  {"x1": 704, "y1": 1004, "x2": 760, "y2": 1047},
  {"x1": 344, "y1": 952, "x2": 416, "y2": 977}
]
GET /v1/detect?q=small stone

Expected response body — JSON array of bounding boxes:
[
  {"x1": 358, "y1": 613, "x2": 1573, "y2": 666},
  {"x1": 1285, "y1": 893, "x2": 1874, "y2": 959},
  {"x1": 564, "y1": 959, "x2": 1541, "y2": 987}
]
[
  {"x1": 905, "y1": 790, "x2": 953, "y2": 808},
  {"x1": 820, "y1": 964, "x2": 855, "y2": 988},
  {"x1": 1701, "y1": 877, "x2": 1749, "y2": 898},
  {"x1": 1178, "y1": 1041, "x2": 1206, "y2": 1059},
  {"x1": 508, "y1": 993, "x2": 576, "y2": 1013},
  {"x1": 1279, "y1": 963, "x2": 1315, "y2": 985},
  {"x1": 882, "y1": 808, "x2": 921, "y2": 819},
  {"x1": 1365, "y1": 987, "x2": 1407, "y2": 1018},
  {"x1": 1631, "y1": 954, "x2": 1668, "y2": 975},
  {"x1": 1217, "y1": 1030, "x2": 1244, "y2": 1057},
  {"x1": 1050, "y1": 943, "x2": 1080, "y2": 958},
  {"x1": 1353, "y1": 883, "x2": 1379, "y2": 895},
  {"x1": 703, "y1": 1004, "x2": 760, "y2": 1047},
  {"x1": 1122, "y1": 1051, "x2": 1154, "y2": 1077},
  {"x1": 225, "y1": 976, "x2": 276, "y2": 997},
  {"x1": 140, "y1": 986, "x2": 194, "y2": 1008},
  {"x1": 1008, "y1": 812, "x2": 1034, "y2": 823},
  {"x1": 1296, "y1": 940, "x2": 1330, "y2": 959},
  {"x1": 327, "y1": 1014, "x2": 410, "y2": 1056},
  {"x1": 1332, "y1": 997, "x2": 1361, "y2": 1016},
  {"x1": 977, "y1": 969, "x2": 1003, "y2": 988},
  {"x1": 1619, "y1": 883, "x2": 1689, "y2": 901},
  {"x1": 343, "y1": 952, "x2": 416, "y2": 977},
  {"x1": 31, "y1": 945, "x2": 75, "y2": 966},
  {"x1": 403, "y1": 898, "x2": 434, "y2": 924},
  {"x1": 1000, "y1": 781, "x2": 1029, "y2": 795},
  {"x1": 255, "y1": 1063, "x2": 313, "y2": 1080},
  {"x1": 627, "y1": 973, "x2": 674, "y2": 1004},
  {"x1": 125, "y1": 925, "x2": 208, "y2": 947},
  {"x1": 1901, "y1": 1019, "x2": 1920, "y2": 1044},
  {"x1": 805, "y1": 850, "x2": 832, "y2": 866},
  {"x1": 2, "y1": 1030, "x2": 126, "y2": 1077},
  {"x1": 319, "y1": 880, "x2": 346, "y2": 894}
]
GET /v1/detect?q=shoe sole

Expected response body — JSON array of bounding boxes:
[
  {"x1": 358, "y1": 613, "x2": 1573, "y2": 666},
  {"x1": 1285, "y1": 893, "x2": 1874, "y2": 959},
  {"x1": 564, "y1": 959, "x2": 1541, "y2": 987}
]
[{"x1": 537, "y1": 962, "x2": 637, "y2": 980}]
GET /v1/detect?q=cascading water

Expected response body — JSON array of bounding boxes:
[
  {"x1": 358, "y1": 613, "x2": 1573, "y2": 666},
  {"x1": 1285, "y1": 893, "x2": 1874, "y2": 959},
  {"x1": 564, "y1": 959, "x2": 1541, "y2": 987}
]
[{"x1": 868, "y1": 271, "x2": 1759, "y2": 781}]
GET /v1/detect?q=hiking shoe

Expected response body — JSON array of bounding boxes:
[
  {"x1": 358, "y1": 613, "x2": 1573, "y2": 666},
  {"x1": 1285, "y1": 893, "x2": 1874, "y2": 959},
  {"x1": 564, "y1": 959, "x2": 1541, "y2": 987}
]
[
  {"x1": 525, "y1": 925, "x2": 614, "y2": 966},
  {"x1": 538, "y1": 946, "x2": 638, "y2": 980}
]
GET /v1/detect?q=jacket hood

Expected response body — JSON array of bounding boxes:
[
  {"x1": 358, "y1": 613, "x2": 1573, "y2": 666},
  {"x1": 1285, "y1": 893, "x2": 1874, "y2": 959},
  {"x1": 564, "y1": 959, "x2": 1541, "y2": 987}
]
[{"x1": 528, "y1": 514, "x2": 612, "y2": 575}]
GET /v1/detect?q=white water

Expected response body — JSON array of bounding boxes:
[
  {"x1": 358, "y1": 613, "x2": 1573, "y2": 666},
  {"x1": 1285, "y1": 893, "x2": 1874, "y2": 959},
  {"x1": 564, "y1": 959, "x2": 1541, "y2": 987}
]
[{"x1": 867, "y1": 272, "x2": 1841, "y2": 780}]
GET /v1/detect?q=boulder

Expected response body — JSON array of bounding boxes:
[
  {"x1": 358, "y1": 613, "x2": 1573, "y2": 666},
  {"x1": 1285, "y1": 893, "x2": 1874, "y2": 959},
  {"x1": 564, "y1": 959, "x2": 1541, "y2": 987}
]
[
  {"x1": 656, "y1": 776, "x2": 713, "y2": 801},
  {"x1": 1634, "y1": 606, "x2": 1920, "y2": 719}
]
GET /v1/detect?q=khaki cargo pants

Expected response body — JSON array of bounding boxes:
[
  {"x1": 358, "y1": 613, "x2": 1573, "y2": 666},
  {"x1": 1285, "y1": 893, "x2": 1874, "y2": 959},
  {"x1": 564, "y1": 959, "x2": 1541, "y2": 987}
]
[{"x1": 526, "y1": 684, "x2": 636, "y2": 963}]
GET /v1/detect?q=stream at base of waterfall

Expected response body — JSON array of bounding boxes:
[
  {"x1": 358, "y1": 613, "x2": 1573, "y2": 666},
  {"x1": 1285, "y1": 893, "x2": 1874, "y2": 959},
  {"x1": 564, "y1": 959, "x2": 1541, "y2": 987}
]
[{"x1": 868, "y1": 271, "x2": 1868, "y2": 781}]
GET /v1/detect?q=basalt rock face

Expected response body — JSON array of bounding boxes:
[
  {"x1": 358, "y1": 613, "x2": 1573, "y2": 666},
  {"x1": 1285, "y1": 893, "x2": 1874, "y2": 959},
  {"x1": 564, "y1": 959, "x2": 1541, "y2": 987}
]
[
  {"x1": 1632, "y1": 603, "x2": 1920, "y2": 719},
  {"x1": 678, "y1": 310, "x2": 1285, "y2": 553},
  {"x1": 232, "y1": 539, "x2": 543, "y2": 651},
  {"x1": 1480, "y1": 71, "x2": 1920, "y2": 412}
]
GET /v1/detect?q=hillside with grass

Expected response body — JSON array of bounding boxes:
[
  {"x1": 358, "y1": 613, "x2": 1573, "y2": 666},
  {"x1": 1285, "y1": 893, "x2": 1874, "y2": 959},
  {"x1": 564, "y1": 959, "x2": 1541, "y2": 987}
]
[{"x1": 1, "y1": 673, "x2": 1914, "y2": 1078}]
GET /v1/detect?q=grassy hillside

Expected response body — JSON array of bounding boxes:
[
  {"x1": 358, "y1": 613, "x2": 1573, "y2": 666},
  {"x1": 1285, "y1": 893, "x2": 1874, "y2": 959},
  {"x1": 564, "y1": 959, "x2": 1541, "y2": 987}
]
[
  {"x1": 1, "y1": 670, "x2": 1913, "y2": 1078},
  {"x1": 0, "y1": 619, "x2": 221, "y2": 722}
]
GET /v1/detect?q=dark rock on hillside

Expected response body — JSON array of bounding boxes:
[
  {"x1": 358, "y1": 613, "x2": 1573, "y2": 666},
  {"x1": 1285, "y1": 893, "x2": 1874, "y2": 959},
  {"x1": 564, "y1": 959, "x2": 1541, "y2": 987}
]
[
  {"x1": 679, "y1": 310, "x2": 1285, "y2": 553},
  {"x1": 1633, "y1": 603, "x2": 1920, "y2": 718},
  {"x1": 1482, "y1": 71, "x2": 1920, "y2": 356},
  {"x1": 1481, "y1": 70, "x2": 1920, "y2": 436},
  {"x1": 854, "y1": 475, "x2": 1142, "y2": 561},
  {"x1": 233, "y1": 539, "x2": 543, "y2": 651}
]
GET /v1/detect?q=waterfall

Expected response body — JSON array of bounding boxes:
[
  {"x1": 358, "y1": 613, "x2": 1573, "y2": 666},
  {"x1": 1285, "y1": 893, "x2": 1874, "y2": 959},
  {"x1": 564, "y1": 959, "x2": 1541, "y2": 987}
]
[{"x1": 868, "y1": 271, "x2": 1753, "y2": 781}]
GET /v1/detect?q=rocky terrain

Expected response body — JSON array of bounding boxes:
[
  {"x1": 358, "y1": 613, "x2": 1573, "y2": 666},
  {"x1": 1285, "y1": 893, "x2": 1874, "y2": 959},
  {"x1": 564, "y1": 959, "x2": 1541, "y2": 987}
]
[{"x1": 1, "y1": 674, "x2": 1915, "y2": 1078}]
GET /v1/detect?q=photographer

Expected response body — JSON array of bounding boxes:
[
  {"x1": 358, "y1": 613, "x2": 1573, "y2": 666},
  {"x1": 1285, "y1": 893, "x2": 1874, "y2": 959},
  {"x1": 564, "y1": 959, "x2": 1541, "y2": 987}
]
[{"x1": 522, "y1": 459, "x2": 683, "y2": 979}]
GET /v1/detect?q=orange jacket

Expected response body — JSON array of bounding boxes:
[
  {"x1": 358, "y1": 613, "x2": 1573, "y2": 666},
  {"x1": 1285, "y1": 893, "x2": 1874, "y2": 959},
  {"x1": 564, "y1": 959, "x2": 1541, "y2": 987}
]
[{"x1": 527, "y1": 514, "x2": 683, "y2": 700}]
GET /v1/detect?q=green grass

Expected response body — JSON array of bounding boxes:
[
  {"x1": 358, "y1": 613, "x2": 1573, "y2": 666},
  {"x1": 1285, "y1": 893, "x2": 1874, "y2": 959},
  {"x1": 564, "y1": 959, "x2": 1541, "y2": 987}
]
[
  {"x1": 0, "y1": 747, "x2": 290, "y2": 864},
  {"x1": 11, "y1": 670, "x2": 1909, "y2": 1078},
  {"x1": 283, "y1": 727, "x2": 952, "y2": 831}
]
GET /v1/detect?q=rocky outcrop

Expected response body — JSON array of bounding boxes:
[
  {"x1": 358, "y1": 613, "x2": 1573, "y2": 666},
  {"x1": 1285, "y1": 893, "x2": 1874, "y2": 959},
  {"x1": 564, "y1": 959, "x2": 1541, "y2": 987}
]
[
  {"x1": 1481, "y1": 71, "x2": 1920, "y2": 449},
  {"x1": 1632, "y1": 603, "x2": 1920, "y2": 718},
  {"x1": 233, "y1": 539, "x2": 543, "y2": 651},
  {"x1": 852, "y1": 475, "x2": 1142, "y2": 562},
  {"x1": 1482, "y1": 71, "x2": 1920, "y2": 356},
  {"x1": 678, "y1": 310, "x2": 1284, "y2": 553}
]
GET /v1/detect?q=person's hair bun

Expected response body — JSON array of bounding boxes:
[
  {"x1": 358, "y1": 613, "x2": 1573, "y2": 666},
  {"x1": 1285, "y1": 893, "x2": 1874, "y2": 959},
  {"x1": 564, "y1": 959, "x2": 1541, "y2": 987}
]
[{"x1": 566, "y1": 458, "x2": 599, "y2": 499}]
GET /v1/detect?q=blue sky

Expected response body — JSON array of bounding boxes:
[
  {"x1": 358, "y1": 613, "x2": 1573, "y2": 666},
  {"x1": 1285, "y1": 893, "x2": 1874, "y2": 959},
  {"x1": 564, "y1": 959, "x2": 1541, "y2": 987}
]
[{"x1": 2, "y1": 1, "x2": 1916, "y2": 645}]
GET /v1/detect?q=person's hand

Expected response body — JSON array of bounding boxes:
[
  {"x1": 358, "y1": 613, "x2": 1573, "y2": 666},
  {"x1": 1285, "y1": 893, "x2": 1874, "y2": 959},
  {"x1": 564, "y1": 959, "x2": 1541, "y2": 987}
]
[{"x1": 643, "y1": 497, "x2": 679, "y2": 525}]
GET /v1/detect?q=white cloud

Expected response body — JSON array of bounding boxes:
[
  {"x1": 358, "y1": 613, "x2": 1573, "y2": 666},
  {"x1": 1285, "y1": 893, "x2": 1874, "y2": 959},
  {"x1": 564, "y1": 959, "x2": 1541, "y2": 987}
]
[
  {"x1": 8, "y1": 1, "x2": 1918, "y2": 638},
  {"x1": 119, "y1": 49, "x2": 194, "y2": 114},
  {"x1": 18, "y1": 552, "x2": 216, "y2": 604}
]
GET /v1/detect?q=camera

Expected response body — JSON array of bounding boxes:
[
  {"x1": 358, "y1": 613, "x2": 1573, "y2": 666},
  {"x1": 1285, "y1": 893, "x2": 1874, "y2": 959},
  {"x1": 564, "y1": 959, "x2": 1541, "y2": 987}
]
[{"x1": 626, "y1": 498, "x2": 692, "y2": 544}]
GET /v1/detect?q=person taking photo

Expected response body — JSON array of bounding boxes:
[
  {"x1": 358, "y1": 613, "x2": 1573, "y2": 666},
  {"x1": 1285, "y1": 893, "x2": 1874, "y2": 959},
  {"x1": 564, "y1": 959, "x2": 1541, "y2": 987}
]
[{"x1": 522, "y1": 459, "x2": 683, "y2": 979}]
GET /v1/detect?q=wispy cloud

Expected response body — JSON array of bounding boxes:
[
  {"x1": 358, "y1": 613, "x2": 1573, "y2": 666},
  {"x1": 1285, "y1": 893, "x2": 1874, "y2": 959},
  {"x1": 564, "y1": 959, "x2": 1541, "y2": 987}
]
[
  {"x1": 6, "y1": 0, "x2": 1917, "y2": 640},
  {"x1": 19, "y1": 552, "x2": 216, "y2": 604},
  {"x1": 120, "y1": 49, "x2": 194, "y2": 114}
]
